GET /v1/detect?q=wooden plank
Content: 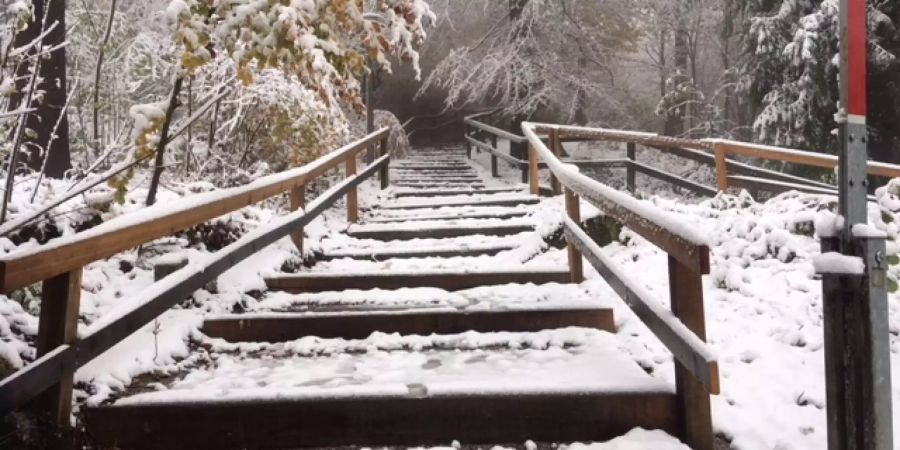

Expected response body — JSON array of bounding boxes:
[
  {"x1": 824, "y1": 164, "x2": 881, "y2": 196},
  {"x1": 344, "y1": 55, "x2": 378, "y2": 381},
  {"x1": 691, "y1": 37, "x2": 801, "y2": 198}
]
[
  {"x1": 266, "y1": 270, "x2": 571, "y2": 293},
  {"x1": 346, "y1": 154, "x2": 358, "y2": 223},
  {"x1": 392, "y1": 188, "x2": 522, "y2": 198},
  {"x1": 365, "y1": 210, "x2": 528, "y2": 223},
  {"x1": 392, "y1": 183, "x2": 487, "y2": 189},
  {"x1": 529, "y1": 144, "x2": 541, "y2": 195},
  {"x1": 559, "y1": 159, "x2": 631, "y2": 169},
  {"x1": 32, "y1": 269, "x2": 82, "y2": 431},
  {"x1": 466, "y1": 136, "x2": 527, "y2": 167},
  {"x1": 522, "y1": 124, "x2": 710, "y2": 274},
  {"x1": 0, "y1": 156, "x2": 391, "y2": 418},
  {"x1": 394, "y1": 177, "x2": 482, "y2": 184},
  {"x1": 0, "y1": 345, "x2": 75, "y2": 417},
  {"x1": 564, "y1": 189, "x2": 584, "y2": 283},
  {"x1": 0, "y1": 128, "x2": 390, "y2": 293},
  {"x1": 714, "y1": 143, "x2": 728, "y2": 191},
  {"x1": 380, "y1": 196, "x2": 540, "y2": 210},
  {"x1": 490, "y1": 134, "x2": 499, "y2": 177},
  {"x1": 346, "y1": 223, "x2": 534, "y2": 240},
  {"x1": 549, "y1": 129, "x2": 562, "y2": 195},
  {"x1": 320, "y1": 244, "x2": 518, "y2": 261},
  {"x1": 82, "y1": 391, "x2": 676, "y2": 449},
  {"x1": 626, "y1": 142, "x2": 636, "y2": 192},
  {"x1": 563, "y1": 218, "x2": 718, "y2": 394},
  {"x1": 649, "y1": 144, "x2": 838, "y2": 190},
  {"x1": 464, "y1": 116, "x2": 527, "y2": 143},
  {"x1": 630, "y1": 162, "x2": 718, "y2": 197},
  {"x1": 726, "y1": 175, "x2": 881, "y2": 200},
  {"x1": 379, "y1": 137, "x2": 390, "y2": 189},
  {"x1": 201, "y1": 308, "x2": 616, "y2": 342},
  {"x1": 713, "y1": 139, "x2": 900, "y2": 179},
  {"x1": 668, "y1": 255, "x2": 715, "y2": 450},
  {"x1": 289, "y1": 184, "x2": 305, "y2": 252},
  {"x1": 391, "y1": 165, "x2": 472, "y2": 171}
]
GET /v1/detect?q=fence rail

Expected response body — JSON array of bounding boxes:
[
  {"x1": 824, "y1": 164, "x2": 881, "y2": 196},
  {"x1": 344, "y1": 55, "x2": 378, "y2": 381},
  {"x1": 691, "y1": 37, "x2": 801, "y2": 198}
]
[
  {"x1": 521, "y1": 121, "x2": 717, "y2": 450},
  {"x1": 465, "y1": 112, "x2": 900, "y2": 199},
  {"x1": 0, "y1": 129, "x2": 392, "y2": 429}
]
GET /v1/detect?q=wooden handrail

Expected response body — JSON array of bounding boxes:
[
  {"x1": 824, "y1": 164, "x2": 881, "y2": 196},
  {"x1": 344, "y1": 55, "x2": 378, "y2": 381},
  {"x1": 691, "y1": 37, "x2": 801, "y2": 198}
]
[
  {"x1": 523, "y1": 123, "x2": 710, "y2": 272},
  {"x1": 523, "y1": 121, "x2": 716, "y2": 450},
  {"x1": 464, "y1": 115, "x2": 527, "y2": 143},
  {"x1": 0, "y1": 152, "x2": 392, "y2": 419},
  {"x1": 563, "y1": 217, "x2": 719, "y2": 394},
  {"x1": 0, "y1": 128, "x2": 390, "y2": 293},
  {"x1": 708, "y1": 139, "x2": 900, "y2": 180}
]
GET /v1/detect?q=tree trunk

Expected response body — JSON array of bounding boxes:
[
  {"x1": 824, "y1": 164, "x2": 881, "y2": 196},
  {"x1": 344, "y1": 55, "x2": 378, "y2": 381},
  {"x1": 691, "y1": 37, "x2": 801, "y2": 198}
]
[
  {"x1": 146, "y1": 76, "x2": 184, "y2": 206},
  {"x1": 664, "y1": 7, "x2": 690, "y2": 137},
  {"x1": 9, "y1": 0, "x2": 72, "y2": 178},
  {"x1": 508, "y1": 0, "x2": 530, "y2": 159}
]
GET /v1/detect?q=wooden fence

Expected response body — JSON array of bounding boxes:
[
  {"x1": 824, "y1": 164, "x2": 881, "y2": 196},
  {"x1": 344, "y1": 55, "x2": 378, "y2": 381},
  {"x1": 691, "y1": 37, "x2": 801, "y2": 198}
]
[
  {"x1": 521, "y1": 122, "x2": 719, "y2": 450},
  {"x1": 0, "y1": 128, "x2": 392, "y2": 432},
  {"x1": 465, "y1": 112, "x2": 900, "y2": 198}
]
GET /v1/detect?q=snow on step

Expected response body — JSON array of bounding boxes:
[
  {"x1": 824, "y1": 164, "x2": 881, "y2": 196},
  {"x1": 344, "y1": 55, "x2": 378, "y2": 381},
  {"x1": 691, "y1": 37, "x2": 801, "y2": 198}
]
[
  {"x1": 380, "y1": 194, "x2": 540, "y2": 210},
  {"x1": 392, "y1": 187, "x2": 522, "y2": 198},
  {"x1": 265, "y1": 268, "x2": 570, "y2": 293},
  {"x1": 201, "y1": 308, "x2": 615, "y2": 342},
  {"x1": 393, "y1": 178, "x2": 483, "y2": 185},
  {"x1": 82, "y1": 329, "x2": 674, "y2": 449},
  {"x1": 392, "y1": 182, "x2": 487, "y2": 190},
  {"x1": 345, "y1": 218, "x2": 535, "y2": 240},
  {"x1": 313, "y1": 240, "x2": 547, "y2": 273},
  {"x1": 99, "y1": 328, "x2": 668, "y2": 405},
  {"x1": 250, "y1": 281, "x2": 616, "y2": 314},
  {"x1": 320, "y1": 226, "x2": 537, "y2": 252},
  {"x1": 365, "y1": 208, "x2": 529, "y2": 223},
  {"x1": 319, "y1": 242, "x2": 518, "y2": 260}
]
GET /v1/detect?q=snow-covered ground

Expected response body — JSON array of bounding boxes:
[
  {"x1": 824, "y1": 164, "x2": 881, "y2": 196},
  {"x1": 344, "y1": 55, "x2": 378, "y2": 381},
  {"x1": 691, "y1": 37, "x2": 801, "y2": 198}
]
[{"x1": 3, "y1": 144, "x2": 900, "y2": 449}]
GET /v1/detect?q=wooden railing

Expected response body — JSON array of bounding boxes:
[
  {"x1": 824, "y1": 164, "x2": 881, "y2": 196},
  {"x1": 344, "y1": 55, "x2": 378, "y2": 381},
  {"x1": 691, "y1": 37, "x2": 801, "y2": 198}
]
[
  {"x1": 466, "y1": 113, "x2": 900, "y2": 198},
  {"x1": 522, "y1": 122, "x2": 718, "y2": 450},
  {"x1": 0, "y1": 128, "x2": 392, "y2": 431}
]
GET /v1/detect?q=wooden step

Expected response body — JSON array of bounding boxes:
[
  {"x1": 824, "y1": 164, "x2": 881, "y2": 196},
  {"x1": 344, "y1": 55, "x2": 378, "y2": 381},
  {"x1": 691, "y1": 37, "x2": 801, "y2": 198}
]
[
  {"x1": 394, "y1": 177, "x2": 482, "y2": 184},
  {"x1": 346, "y1": 223, "x2": 534, "y2": 240},
  {"x1": 391, "y1": 165, "x2": 473, "y2": 171},
  {"x1": 381, "y1": 196, "x2": 540, "y2": 210},
  {"x1": 201, "y1": 307, "x2": 616, "y2": 342},
  {"x1": 82, "y1": 367, "x2": 674, "y2": 449},
  {"x1": 266, "y1": 269, "x2": 571, "y2": 293},
  {"x1": 392, "y1": 183, "x2": 486, "y2": 189},
  {"x1": 365, "y1": 210, "x2": 528, "y2": 223},
  {"x1": 320, "y1": 243, "x2": 518, "y2": 260},
  {"x1": 393, "y1": 188, "x2": 521, "y2": 198}
]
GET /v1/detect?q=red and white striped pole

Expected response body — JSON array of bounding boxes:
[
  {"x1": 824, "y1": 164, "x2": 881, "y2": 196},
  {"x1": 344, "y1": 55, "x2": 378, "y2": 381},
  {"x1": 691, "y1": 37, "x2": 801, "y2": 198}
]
[
  {"x1": 839, "y1": 0, "x2": 869, "y2": 224},
  {"x1": 823, "y1": 0, "x2": 893, "y2": 448}
]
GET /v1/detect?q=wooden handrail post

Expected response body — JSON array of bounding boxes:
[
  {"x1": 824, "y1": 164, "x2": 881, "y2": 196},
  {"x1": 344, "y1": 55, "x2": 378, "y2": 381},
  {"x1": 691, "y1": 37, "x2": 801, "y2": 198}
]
[
  {"x1": 490, "y1": 135, "x2": 499, "y2": 177},
  {"x1": 564, "y1": 189, "x2": 584, "y2": 283},
  {"x1": 290, "y1": 184, "x2": 305, "y2": 253},
  {"x1": 626, "y1": 142, "x2": 636, "y2": 193},
  {"x1": 521, "y1": 153, "x2": 529, "y2": 184},
  {"x1": 346, "y1": 154, "x2": 359, "y2": 223},
  {"x1": 667, "y1": 256, "x2": 714, "y2": 450},
  {"x1": 379, "y1": 137, "x2": 389, "y2": 189},
  {"x1": 528, "y1": 144, "x2": 540, "y2": 195},
  {"x1": 549, "y1": 129, "x2": 562, "y2": 195},
  {"x1": 465, "y1": 125, "x2": 472, "y2": 159},
  {"x1": 33, "y1": 268, "x2": 82, "y2": 444},
  {"x1": 714, "y1": 143, "x2": 728, "y2": 192}
]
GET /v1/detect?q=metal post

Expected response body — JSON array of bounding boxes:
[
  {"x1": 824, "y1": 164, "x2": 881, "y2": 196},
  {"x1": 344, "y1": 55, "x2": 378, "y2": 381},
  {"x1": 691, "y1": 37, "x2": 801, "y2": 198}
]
[{"x1": 821, "y1": 0, "x2": 893, "y2": 448}]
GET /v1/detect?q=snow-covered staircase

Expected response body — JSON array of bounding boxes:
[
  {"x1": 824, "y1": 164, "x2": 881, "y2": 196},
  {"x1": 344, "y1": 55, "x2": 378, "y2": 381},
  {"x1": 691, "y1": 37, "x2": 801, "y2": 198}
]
[{"x1": 79, "y1": 147, "x2": 678, "y2": 449}]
